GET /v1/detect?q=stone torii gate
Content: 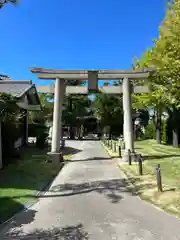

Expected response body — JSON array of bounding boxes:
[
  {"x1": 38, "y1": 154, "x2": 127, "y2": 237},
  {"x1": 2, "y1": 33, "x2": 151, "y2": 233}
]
[{"x1": 30, "y1": 68, "x2": 154, "y2": 163}]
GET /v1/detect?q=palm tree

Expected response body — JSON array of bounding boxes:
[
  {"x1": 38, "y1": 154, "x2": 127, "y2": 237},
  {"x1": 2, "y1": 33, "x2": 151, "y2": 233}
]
[{"x1": 0, "y1": 0, "x2": 18, "y2": 9}]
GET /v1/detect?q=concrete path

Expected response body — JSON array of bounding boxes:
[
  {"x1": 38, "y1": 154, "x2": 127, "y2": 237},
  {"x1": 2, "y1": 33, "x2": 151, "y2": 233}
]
[{"x1": 1, "y1": 140, "x2": 180, "y2": 239}]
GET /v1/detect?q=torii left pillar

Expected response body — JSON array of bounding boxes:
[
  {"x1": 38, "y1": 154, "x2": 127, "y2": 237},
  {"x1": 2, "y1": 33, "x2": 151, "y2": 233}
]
[
  {"x1": 49, "y1": 78, "x2": 65, "y2": 166},
  {"x1": 122, "y1": 77, "x2": 135, "y2": 161}
]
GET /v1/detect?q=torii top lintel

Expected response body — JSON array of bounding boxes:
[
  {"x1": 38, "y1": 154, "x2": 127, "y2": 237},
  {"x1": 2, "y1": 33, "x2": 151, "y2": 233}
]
[{"x1": 30, "y1": 67, "x2": 155, "y2": 80}]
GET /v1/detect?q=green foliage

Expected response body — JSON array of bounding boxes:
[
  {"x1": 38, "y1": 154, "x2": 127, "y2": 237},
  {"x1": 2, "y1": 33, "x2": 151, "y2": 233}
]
[
  {"x1": 0, "y1": 92, "x2": 15, "y2": 102},
  {"x1": 28, "y1": 93, "x2": 53, "y2": 148},
  {"x1": 135, "y1": 0, "x2": 180, "y2": 109},
  {"x1": 29, "y1": 93, "x2": 54, "y2": 124},
  {"x1": 0, "y1": 93, "x2": 27, "y2": 126},
  {"x1": 136, "y1": 109, "x2": 149, "y2": 127},
  {"x1": 134, "y1": 0, "x2": 180, "y2": 112},
  {"x1": 93, "y1": 93, "x2": 123, "y2": 135},
  {"x1": 162, "y1": 119, "x2": 167, "y2": 143},
  {"x1": 36, "y1": 126, "x2": 49, "y2": 149},
  {"x1": 63, "y1": 95, "x2": 91, "y2": 126},
  {"x1": 133, "y1": 0, "x2": 180, "y2": 145},
  {"x1": 144, "y1": 121, "x2": 155, "y2": 140},
  {"x1": 1, "y1": 121, "x2": 23, "y2": 164},
  {"x1": 0, "y1": 93, "x2": 27, "y2": 164}
]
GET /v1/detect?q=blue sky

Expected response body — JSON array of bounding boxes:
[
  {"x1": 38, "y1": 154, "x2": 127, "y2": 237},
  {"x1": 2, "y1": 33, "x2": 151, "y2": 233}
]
[{"x1": 0, "y1": 0, "x2": 166, "y2": 87}]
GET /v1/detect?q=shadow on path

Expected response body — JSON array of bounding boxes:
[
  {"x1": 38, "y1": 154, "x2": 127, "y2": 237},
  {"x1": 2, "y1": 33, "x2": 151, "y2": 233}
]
[
  {"x1": 62, "y1": 146, "x2": 82, "y2": 156},
  {"x1": 4, "y1": 178, "x2": 137, "y2": 204},
  {"x1": 1, "y1": 223, "x2": 88, "y2": 240},
  {"x1": 67, "y1": 157, "x2": 111, "y2": 163}
]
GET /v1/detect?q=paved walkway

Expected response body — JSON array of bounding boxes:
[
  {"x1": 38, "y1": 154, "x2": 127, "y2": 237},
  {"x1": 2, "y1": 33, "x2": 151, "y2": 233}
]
[{"x1": 0, "y1": 140, "x2": 180, "y2": 239}]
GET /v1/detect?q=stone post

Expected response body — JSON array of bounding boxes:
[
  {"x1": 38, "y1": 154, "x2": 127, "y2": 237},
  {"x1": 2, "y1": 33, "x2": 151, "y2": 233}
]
[
  {"x1": 51, "y1": 78, "x2": 65, "y2": 154},
  {"x1": 122, "y1": 78, "x2": 134, "y2": 161},
  {"x1": 123, "y1": 93, "x2": 127, "y2": 149}
]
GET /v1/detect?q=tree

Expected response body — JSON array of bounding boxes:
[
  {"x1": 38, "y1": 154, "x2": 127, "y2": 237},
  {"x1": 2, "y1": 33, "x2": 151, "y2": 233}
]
[
  {"x1": 133, "y1": 0, "x2": 180, "y2": 147},
  {"x1": 62, "y1": 95, "x2": 91, "y2": 138},
  {"x1": 0, "y1": 93, "x2": 27, "y2": 163},
  {"x1": 93, "y1": 92, "x2": 123, "y2": 138},
  {"x1": 156, "y1": 0, "x2": 180, "y2": 147},
  {"x1": 0, "y1": 0, "x2": 18, "y2": 8},
  {"x1": 63, "y1": 80, "x2": 88, "y2": 139},
  {"x1": 28, "y1": 93, "x2": 54, "y2": 124},
  {"x1": 133, "y1": 47, "x2": 170, "y2": 144}
]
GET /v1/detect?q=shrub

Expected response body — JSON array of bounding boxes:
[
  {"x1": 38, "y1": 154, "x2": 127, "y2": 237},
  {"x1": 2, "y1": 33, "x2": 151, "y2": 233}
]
[
  {"x1": 35, "y1": 125, "x2": 49, "y2": 148},
  {"x1": 144, "y1": 121, "x2": 155, "y2": 140},
  {"x1": 1, "y1": 121, "x2": 23, "y2": 166}
]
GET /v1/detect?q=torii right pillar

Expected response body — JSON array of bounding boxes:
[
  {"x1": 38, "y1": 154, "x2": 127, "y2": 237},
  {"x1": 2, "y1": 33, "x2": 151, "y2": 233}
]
[{"x1": 122, "y1": 77, "x2": 135, "y2": 161}]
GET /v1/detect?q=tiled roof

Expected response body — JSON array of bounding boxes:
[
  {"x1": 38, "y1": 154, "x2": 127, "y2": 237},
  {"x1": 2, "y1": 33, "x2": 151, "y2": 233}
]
[
  {"x1": 0, "y1": 81, "x2": 33, "y2": 98},
  {"x1": 0, "y1": 79, "x2": 41, "y2": 109}
]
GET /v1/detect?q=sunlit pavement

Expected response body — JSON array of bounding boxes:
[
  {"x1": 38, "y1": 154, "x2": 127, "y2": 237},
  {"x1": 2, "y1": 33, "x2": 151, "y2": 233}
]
[{"x1": 0, "y1": 140, "x2": 180, "y2": 239}]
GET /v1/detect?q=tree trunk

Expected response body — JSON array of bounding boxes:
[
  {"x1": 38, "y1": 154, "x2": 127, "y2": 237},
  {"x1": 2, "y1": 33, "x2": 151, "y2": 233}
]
[
  {"x1": 173, "y1": 128, "x2": 179, "y2": 148},
  {"x1": 109, "y1": 126, "x2": 112, "y2": 139},
  {"x1": 156, "y1": 109, "x2": 161, "y2": 144},
  {"x1": 68, "y1": 97, "x2": 74, "y2": 139},
  {"x1": 171, "y1": 107, "x2": 180, "y2": 148},
  {"x1": 172, "y1": 108, "x2": 179, "y2": 148}
]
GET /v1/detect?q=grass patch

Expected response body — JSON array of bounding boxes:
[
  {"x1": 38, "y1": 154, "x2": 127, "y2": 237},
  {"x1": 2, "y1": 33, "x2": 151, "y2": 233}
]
[
  {"x1": 102, "y1": 139, "x2": 180, "y2": 217},
  {"x1": 64, "y1": 154, "x2": 72, "y2": 160},
  {"x1": 0, "y1": 146, "x2": 72, "y2": 223}
]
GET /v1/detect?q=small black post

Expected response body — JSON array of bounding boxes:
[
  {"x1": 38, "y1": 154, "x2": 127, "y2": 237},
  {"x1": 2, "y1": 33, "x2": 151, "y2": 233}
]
[
  {"x1": 128, "y1": 149, "x2": 131, "y2": 165},
  {"x1": 138, "y1": 154, "x2": 143, "y2": 175},
  {"x1": 113, "y1": 142, "x2": 116, "y2": 152},
  {"x1": 118, "y1": 145, "x2": 121, "y2": 157},
  {"x1": 156, "y1": 164, "x2": 163, "y2": 192}
]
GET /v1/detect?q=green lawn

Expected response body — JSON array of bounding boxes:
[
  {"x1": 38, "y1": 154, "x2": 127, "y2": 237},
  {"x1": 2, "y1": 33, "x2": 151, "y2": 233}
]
[
  {"x1": 0, "y1": 146, "x2": 71, "y2": 223},
  {"x1": 131, "y1": 140, "x2": 180, "y2": 189},
  {"x1": 102, "y1": 139, "x2": 180, "y2": 217}
]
